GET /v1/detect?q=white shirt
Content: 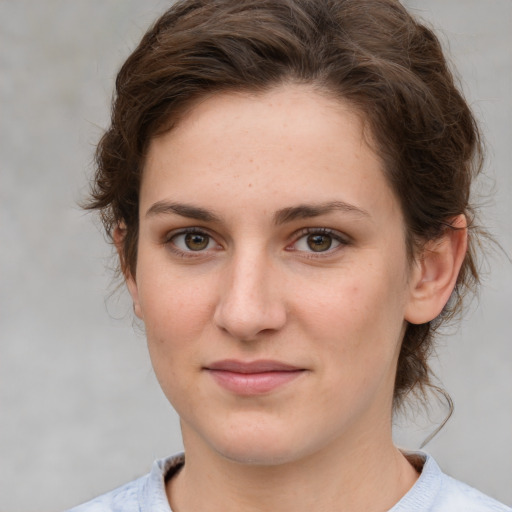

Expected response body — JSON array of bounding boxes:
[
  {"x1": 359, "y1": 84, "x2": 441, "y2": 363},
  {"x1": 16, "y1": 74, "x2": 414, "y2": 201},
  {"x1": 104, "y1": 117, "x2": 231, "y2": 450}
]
[{"x1": 66, "y1": 452, "x2": 511, "y2": 512}]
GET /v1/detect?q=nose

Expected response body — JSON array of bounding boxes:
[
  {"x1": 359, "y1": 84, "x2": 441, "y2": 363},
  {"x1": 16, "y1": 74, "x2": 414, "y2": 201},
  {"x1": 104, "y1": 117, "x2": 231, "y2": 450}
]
[{"x1": 213, "y1": 249, "x2": 287, "y2": 341}]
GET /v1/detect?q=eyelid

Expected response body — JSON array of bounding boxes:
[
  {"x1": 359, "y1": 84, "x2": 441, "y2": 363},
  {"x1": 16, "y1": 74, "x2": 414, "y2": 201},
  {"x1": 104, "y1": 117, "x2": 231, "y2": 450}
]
[
  {"x1": 164, "y1": 227, "x2": 222, "y2": 257},
  {"x1": 162, "y1": 226, "x2": 350, "y2": 258},
  {"x1": 286, "y1": 227, "x2": 351, "y2": 255}
]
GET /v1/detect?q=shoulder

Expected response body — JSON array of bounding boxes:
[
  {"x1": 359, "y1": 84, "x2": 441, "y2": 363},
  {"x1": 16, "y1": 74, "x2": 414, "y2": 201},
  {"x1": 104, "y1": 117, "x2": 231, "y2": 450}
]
[
  {"x1": 65, "y1": 476, "x2": 143, "y2": 512},
  {"x1": 435, "y1": 473, "x2": 511, "y2": 512},
  {"x1": 391, "y1": 452, "x2": 511, "y2": 512},
  {"x1": 65, "y1": 454, "x2": 184, "y2": 512}
]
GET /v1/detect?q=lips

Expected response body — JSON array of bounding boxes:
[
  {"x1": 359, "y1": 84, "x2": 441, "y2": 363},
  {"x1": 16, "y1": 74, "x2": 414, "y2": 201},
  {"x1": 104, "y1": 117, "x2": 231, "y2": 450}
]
[{"x1": 204, "y1": 359, "x2": 306, "y2": 395}]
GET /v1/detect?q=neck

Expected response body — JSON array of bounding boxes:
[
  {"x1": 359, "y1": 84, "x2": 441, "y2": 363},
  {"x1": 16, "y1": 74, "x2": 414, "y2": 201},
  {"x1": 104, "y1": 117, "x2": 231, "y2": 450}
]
[{"x1": 167, "y1": 422, "x2": 419, "y2": 512}]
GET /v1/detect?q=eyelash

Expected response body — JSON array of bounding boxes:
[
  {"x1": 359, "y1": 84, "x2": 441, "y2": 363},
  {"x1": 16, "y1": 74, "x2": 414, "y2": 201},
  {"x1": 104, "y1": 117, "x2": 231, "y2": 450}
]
[
  {"x1": 164, "y1": 227, "x2": 220, "y2": 259},
  {"x1": 287, "y1": 227, "x2": 350, "y2": 258},
  {"x1": 164, "y1": 227, "x2": 350, "y2": 259}
]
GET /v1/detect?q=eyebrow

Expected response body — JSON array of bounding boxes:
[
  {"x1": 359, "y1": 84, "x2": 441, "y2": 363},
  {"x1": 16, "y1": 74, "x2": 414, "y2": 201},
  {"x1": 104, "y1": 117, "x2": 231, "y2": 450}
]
[
  {"x1": 145, "y1": 201, "x2": 221, "y2": 222},
  {"x1": 273, "y1": 201, "x2": 370, "y2": 225},
  {"x1": 145, "y1": 200, "x2": 369, "y2": 224}
]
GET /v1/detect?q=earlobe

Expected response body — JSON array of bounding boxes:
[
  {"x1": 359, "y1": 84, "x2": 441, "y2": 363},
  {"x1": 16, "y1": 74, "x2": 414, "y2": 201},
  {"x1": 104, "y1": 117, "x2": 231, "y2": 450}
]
[
  {"x1": 405, "y1": 215, "x2": 468, "y2": 325},
  {"x1": 113, "y1": 225, "x2": 143, "y2": 319}
]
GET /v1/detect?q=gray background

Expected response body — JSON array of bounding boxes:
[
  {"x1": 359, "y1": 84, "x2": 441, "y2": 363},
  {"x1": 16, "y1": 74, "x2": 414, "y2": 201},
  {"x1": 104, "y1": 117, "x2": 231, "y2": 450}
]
[{"x1": 1, "y1": 1, "x2": 511, "y2": 510}]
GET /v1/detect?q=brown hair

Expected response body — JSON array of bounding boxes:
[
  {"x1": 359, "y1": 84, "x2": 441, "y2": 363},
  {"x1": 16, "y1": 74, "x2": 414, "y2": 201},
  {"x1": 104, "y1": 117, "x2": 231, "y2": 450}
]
[{"x1": 88, "y1": 0, "x2": 483, "y2": 410}]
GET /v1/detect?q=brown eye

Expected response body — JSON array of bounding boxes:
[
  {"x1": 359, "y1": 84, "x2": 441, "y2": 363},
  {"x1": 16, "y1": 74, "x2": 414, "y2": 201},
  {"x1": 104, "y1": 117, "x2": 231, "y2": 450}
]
[
  {"x1": 167, "y1": 229, "x2": 219, "y2": 256},
  {"x1": 184, "y1": 232, "x2": 210, "y2": 251},
  {"x1": 306, "y1": 234, "x2": 332, "y2": 252},
  {"x1": 292, "y1": 229, "x2": 344, "y2": 254}
]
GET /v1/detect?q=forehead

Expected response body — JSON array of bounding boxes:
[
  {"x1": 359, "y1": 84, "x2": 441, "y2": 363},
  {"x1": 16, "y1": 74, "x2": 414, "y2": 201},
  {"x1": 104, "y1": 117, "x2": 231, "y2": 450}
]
[{"x1": 141, "y1": 85, "x2": 400, "y2": 224}]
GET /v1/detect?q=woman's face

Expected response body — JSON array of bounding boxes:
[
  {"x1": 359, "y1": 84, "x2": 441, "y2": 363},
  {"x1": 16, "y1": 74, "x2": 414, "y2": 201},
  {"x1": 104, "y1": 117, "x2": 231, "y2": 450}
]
[{"x1": 127, "y1": 85, "x2": 419, "y2": 465}]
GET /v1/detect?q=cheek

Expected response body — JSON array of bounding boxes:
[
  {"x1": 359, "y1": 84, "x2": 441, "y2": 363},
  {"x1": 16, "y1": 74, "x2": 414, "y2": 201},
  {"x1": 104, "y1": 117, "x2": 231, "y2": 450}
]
[
  {"x1": 136, "y1": 266, "x2": 216, "y2": 350},
  {"x1": 294, "y1": 261, "x2": 407, "y2": 359},
  {"x1": 137, "y1": 272, "x2": 215, "y2": 406},
  {"x1": 297, "y1": 273, "x2": 379, "y2": 329}
]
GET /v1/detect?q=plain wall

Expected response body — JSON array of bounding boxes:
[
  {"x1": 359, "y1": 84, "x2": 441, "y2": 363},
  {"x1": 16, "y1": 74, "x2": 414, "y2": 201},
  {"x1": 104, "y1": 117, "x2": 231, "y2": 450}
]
[{"x1": 1, "y1": 1, "x2": 511, "y2": 510}]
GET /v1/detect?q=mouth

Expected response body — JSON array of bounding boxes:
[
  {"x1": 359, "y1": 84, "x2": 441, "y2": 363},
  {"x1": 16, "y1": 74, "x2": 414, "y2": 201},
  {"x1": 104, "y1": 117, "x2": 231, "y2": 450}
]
[{"x1": 204, "y1": 359, "x2": 307, "y2": 395}]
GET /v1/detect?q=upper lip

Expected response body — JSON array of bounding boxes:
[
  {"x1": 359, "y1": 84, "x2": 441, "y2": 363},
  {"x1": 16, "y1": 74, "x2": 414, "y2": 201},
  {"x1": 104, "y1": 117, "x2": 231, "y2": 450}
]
[{"x1": 205, "y1": 359, "x2": 303, "y2": 373}]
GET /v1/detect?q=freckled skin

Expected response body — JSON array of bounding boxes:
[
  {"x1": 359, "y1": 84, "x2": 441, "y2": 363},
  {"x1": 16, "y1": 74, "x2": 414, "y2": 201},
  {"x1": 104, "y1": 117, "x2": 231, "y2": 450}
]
[{"x1": 126, "y1": 85, "x2": 417, "y2": 472}]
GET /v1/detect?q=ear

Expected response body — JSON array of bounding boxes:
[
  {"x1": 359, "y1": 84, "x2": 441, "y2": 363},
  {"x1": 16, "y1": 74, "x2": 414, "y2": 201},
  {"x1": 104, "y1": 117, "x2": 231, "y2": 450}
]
[
  {"x1": 113, "y1": 225, "x2": 143, "y2": 319},
  {"x1": 405, "y1": 214, "x2": 468, "y2": 325}
]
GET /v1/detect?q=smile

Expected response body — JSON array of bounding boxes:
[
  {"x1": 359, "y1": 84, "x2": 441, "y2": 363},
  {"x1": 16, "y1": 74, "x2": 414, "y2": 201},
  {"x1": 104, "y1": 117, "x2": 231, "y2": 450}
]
[{"x1": 204, "y1": 360, "x2": 307, "y2": 395}]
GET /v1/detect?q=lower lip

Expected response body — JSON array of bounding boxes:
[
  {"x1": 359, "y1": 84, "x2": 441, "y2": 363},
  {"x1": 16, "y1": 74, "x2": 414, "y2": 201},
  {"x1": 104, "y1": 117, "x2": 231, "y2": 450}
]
[{"x1": 207, "y1": 370, "x2": 305, "y2": 395}]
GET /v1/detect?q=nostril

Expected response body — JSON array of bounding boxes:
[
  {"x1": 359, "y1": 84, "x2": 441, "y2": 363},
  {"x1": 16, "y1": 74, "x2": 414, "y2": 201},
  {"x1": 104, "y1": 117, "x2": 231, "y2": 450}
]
[
  {"x1": 213, "y1": 299, "x2": 287, "y2": 341},
  {"x1": 213, "y1": 257, "x2": 287, "y2": 339}
]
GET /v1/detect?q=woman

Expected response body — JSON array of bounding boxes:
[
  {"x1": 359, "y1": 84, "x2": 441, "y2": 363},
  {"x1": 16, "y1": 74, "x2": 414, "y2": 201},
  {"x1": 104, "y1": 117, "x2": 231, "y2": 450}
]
[{"x1": 69, "y1": 0, "x2": 510, "y2": 510}]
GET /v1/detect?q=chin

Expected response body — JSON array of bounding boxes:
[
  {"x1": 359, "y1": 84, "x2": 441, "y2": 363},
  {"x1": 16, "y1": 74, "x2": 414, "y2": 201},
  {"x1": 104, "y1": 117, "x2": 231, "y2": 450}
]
[
  {"x1": 201, "y1": 421, "x2": 318, "y2": 467},
  {"x1": 215, "y1": 442, "x2": 301, "y2": 467}
]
